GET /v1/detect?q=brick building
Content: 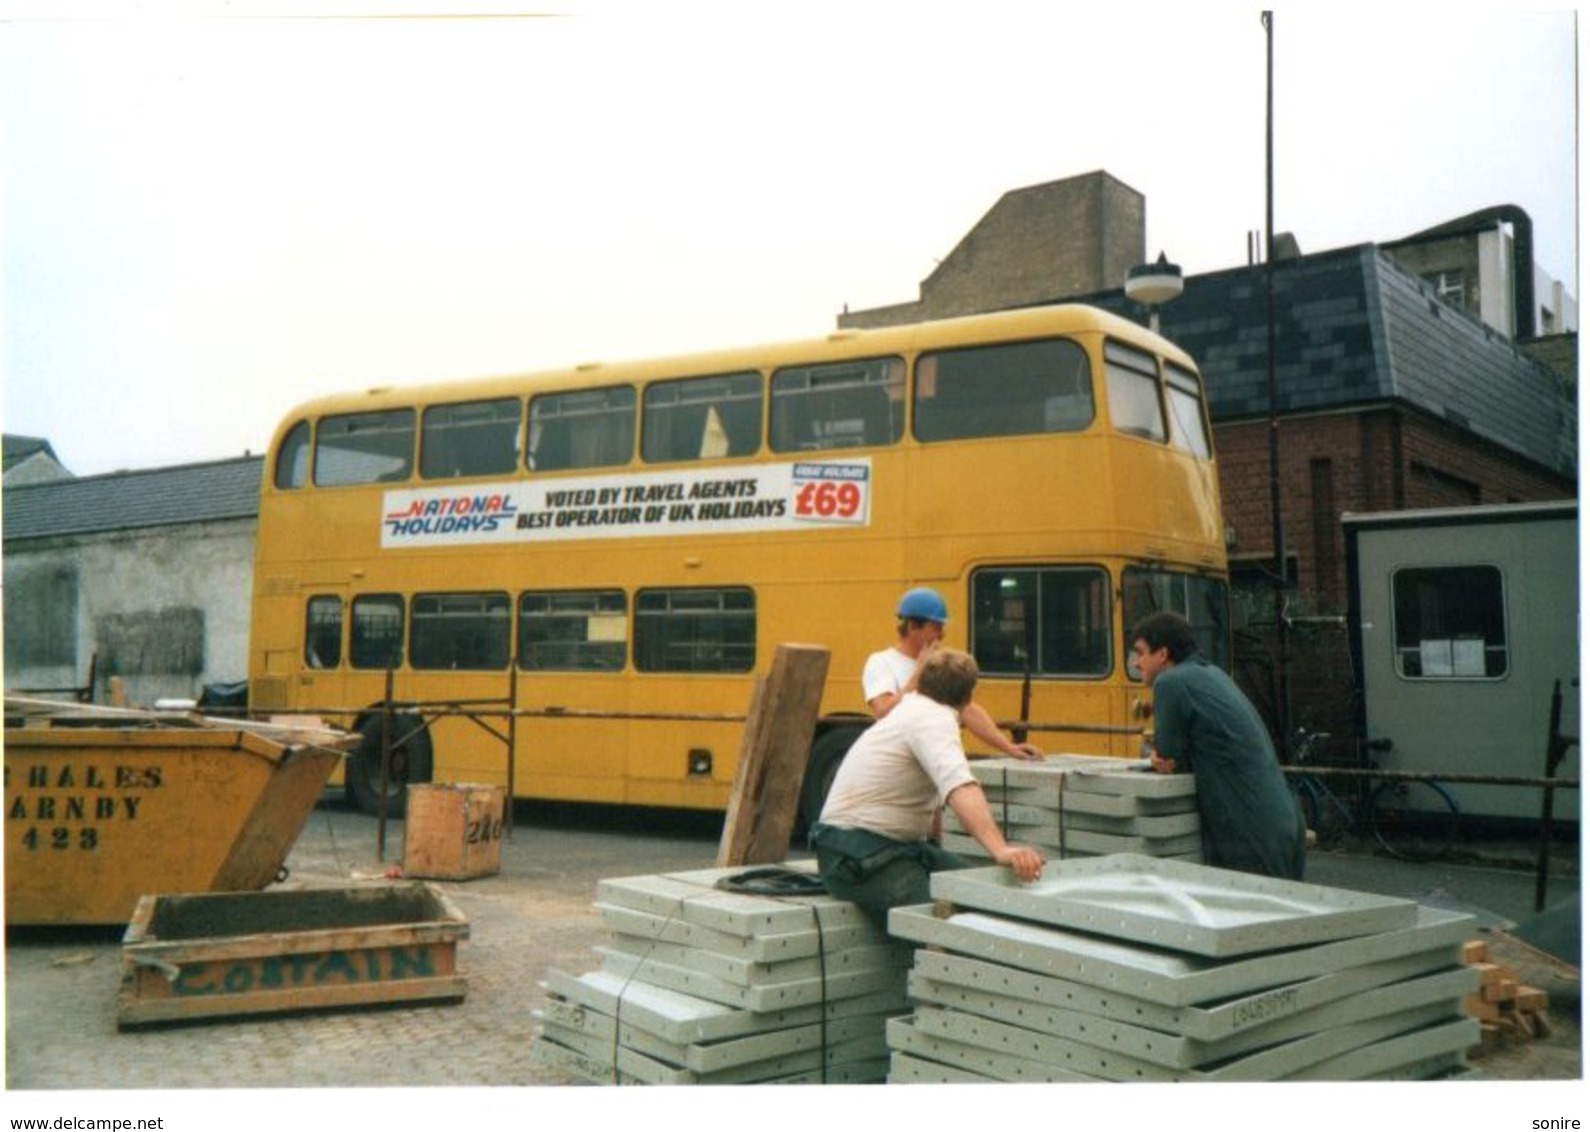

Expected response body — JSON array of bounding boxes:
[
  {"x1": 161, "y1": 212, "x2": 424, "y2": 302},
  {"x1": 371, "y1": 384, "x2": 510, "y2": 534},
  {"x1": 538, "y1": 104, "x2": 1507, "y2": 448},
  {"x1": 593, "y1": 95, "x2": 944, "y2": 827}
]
[{"x1": 841, "y1": 172, "x2": 1577, "y2": 746}]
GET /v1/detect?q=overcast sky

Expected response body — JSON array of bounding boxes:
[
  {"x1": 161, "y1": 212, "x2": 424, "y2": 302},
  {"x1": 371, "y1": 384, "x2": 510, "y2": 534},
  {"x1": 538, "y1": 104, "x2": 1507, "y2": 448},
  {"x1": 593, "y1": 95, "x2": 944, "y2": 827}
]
[{"x1": 1, "y1": 2, "x2": 1579, "y2": 478}]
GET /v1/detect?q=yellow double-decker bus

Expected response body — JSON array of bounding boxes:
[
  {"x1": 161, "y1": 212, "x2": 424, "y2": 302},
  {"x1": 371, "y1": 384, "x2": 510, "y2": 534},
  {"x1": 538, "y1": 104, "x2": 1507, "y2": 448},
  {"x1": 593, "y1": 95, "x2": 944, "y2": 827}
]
[{"x1": 247, "y1": 304, "x2": 1229, "y2": 818}]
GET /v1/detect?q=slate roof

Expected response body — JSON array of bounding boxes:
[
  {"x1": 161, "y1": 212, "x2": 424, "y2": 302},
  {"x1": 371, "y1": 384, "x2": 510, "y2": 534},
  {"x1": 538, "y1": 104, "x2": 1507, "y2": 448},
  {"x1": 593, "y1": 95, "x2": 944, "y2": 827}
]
[
  {"x1": 2, "y1": 455, "x2": 263, "y2": 543},
  {"x1": 3, "y1": 435, "x2": 62, "y2": 474},
  {"x1": 1082, "y1": 244, "x2": 1577, "y2": 479}
]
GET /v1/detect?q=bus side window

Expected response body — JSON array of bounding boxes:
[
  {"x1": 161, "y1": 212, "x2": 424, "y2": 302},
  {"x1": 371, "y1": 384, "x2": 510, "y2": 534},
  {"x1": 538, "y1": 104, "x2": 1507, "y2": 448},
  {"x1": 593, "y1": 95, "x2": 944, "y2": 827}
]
[
  {"x1": 350, "y1": 594, "x2": 406, "y2": 670},
  {"x1": 634, "y1": 587, "x2": 755, "y2": 673},
  {"x1": 421, "y1": 399, "x2": 522, "y2": 479},
  {"x1": 527, "y1": 387, "x2": 636, "y2": 472},
  {"x1": 410, "y1": 592, "x2": 511, "y2": 670},
  {"x1": 315, "y1": 409, "x2": 416, "y2": 486},
  {"x1": 770, "y1": 357, "x2": 905, "y2": 452},
  {"x1": 1104, "y1": 341, "x2": 1167, "y2": 442},
  {"x1": 914, "y1": 339, "x2": 1093, "y2": 442},
  {"x1": 518, "y1": 590, "x2": 627, "y2": 671},
  {"x1": 641, "y1": 372, "x2": 762, "y2": 463},
  {"x1": 305, "y1": 595, "x2": 343, "y2": 669}
]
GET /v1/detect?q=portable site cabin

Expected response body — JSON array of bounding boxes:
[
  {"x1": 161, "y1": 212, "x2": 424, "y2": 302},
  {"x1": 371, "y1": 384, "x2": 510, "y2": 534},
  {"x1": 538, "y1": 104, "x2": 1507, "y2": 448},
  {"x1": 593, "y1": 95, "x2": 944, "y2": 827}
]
[{"x1": 1345, "y1": 500, "x2": 1579, "y2": 824}]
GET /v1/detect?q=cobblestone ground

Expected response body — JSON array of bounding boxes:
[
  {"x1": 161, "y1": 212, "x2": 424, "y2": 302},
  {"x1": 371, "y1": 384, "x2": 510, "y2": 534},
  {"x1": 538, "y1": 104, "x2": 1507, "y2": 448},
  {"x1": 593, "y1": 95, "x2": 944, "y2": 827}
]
[
  {"x1": 6, "y1": 801, "x2": 1580, "y2": 1109},
  {"x1": 5, "y1": 800, "x2": 728, "y2": 1091}
]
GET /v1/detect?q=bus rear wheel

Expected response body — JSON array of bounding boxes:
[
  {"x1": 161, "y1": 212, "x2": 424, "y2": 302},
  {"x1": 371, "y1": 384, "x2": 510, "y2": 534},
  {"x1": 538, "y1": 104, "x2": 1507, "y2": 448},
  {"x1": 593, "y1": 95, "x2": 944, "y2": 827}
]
[
  {"x1": 798, "y1": 723, "x2": 868, "y2": 835},
  {"x1": 347, "y1": 712, "x2": 434, "y2": 817}
]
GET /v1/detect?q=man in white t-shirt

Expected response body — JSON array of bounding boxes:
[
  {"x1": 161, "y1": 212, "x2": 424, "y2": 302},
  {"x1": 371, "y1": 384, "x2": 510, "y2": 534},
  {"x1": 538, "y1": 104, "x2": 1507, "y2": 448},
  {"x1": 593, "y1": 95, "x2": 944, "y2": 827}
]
[
  {"x1": 811, "y1": 647, "x2": 1045, "y2": 923},
  {"x1": 862, "y1": 587, "x2": 1042, "y2": 760}
]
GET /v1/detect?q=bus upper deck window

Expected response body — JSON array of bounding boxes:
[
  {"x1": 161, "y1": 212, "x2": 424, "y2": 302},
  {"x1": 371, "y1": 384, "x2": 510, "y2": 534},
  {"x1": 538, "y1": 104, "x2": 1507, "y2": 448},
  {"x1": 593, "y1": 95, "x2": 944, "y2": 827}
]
[
  {"x1": 770, "y1": 357, "x2": 905, "y2": 452},
  {"x1": 1165, "y1": 363, "x2": 1212, "y2": 458},
  {"x1": 641, "y1": 372, "x2": 762, "y2": 463},
  {"x1": 1104, "y1": 341, "x2": 1167, "y2": 442},
  {"x1": 914, "y1": 339, "x2": 1092, "y2": 442},
  {"x1": 421, "y1": 399, "x2": 521, "y2": 479},
  {"x1": 274, "y1": 421, "x2": 311, "y2": 490},
  {"x1": 315, "y1": 409, "x2": 416, "y2": 487},
  {"x1": 528, "y1": 386, "x2": 636, "y2": 472}
]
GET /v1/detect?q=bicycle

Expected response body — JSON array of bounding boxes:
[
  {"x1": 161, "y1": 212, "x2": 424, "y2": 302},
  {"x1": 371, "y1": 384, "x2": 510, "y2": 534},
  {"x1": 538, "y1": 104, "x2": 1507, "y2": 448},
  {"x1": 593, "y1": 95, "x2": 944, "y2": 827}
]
[{"x1": 1286, "y1": 730, "x2": 1461, "y2": 863}]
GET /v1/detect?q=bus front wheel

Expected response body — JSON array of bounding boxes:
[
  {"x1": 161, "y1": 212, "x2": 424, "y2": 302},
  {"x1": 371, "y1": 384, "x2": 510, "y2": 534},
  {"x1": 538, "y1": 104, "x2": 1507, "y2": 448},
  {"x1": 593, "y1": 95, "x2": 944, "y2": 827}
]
[{"x1": 347, "y1": 712, "x2": 434, "y2": 817}]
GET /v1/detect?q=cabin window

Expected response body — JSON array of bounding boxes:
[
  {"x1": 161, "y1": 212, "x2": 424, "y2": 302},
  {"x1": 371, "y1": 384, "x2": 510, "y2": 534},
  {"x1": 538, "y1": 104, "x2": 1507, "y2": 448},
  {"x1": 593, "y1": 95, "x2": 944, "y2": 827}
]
[
  {"x1": 350, "y1": 594, "x2": 406, "y2": 670},
  {"x1": 634, "y1": 587, "x2": 755, "y2": 673},
  {"x1": 519, "y1": 589, "x2": 627, "y2": 671},
  {"x1": 421, "y1": 399, "x2": 522, "y2": 479},
  {"x1": 1123, "y1": 568, "x2": 1231, "y2": 674},
  {"x1": 970, "y1": 567, "x2": 1112, "y2": 677},
  {"x1": 410, "y1": 592, "x2": 511, "y2": 670},
  {"x1": 770, "y1": 357, "x2": 905, "y2": 452},
  {"x1": 528, "y1": 386, "x2": 636, "y2": 472},
  {"x1": 1393, "y1": 566, "x2": 1508, "y2": 679},
  {"x1": 315, "y1": 409, "x2": 415, "y2": 486},
  {"x1": 305, "y1": 596, "x2": 343, "y2": 669},
  {"x1": 1104, "y1": 341, "x2": 1167, "y2": 442},
  {"x1": 642, "y1": 372, "x2": 763, "y2": 463},
  {"x1": 914, "y1": 338, "x2": 1093, "y2": 442}
]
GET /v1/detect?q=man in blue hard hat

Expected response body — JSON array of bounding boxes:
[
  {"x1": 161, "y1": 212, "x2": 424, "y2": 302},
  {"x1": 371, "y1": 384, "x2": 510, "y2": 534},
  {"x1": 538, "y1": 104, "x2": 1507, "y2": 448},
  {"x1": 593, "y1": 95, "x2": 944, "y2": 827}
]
[{"x1": 863, "y1": 586, "x2": 1043, "y2": 761}]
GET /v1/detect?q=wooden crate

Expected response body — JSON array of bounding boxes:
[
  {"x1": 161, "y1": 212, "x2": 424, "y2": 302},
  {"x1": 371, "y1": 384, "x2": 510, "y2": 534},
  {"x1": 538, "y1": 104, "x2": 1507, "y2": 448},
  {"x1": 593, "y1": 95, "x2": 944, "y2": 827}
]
[
  {"x1": 403, "y1": 783, "x2": 505, "y2": 880},
  {"x1": 118, "y1": 883, "x2": 468, "y2": 1028}
]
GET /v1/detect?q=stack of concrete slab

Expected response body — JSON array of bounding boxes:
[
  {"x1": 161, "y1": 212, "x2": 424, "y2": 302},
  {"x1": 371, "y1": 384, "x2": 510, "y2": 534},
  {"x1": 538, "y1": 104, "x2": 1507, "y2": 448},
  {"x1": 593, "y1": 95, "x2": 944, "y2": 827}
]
[
  {"x1": 531, "y1": 863, "x2": 911, "y2": 1084},
  {"x1": 942, "y1": 755, "x2": 1202, "y2": 863},
  {"x1": 885, "y1": 855, "x2": 1480, "y2": 1082}
]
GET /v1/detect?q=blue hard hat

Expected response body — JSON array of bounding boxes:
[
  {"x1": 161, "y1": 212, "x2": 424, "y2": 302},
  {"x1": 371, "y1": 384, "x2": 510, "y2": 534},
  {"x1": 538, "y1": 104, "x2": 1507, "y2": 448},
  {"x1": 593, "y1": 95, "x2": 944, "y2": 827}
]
[{"x1": 896, "y1": 587, "x2": 948, "y2": 623}]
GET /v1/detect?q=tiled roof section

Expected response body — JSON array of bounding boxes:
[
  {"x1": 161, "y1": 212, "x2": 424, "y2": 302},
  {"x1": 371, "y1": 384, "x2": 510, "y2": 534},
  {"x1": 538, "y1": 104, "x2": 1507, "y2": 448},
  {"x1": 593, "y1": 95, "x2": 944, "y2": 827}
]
[
  {"x1": 3, "y1": 434, "x2": 59, "y2": 472},
  {"x1": 1371, "y1": 254, "x2": 1577, "y2": 478},
  {"x1": 1085, "y1": 245, "x2": 1575, "y2": 477},
  {"x1": 2, "y1": 456, "x2": 262, "y2": 543}
]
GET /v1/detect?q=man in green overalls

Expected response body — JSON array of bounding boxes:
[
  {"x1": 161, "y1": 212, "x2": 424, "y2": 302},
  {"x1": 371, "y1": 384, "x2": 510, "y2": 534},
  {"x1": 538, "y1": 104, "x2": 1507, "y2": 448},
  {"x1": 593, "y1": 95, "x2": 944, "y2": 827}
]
[{"x1": 1131, "y1": 611, "x2": 1306, "y2": 880}]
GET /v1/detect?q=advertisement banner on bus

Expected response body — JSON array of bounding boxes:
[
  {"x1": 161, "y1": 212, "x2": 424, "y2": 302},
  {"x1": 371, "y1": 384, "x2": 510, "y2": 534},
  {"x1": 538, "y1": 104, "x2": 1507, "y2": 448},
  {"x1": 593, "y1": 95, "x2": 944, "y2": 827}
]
[{"x1": 380, "y1": 459, "x2": 872, "y2": 548}]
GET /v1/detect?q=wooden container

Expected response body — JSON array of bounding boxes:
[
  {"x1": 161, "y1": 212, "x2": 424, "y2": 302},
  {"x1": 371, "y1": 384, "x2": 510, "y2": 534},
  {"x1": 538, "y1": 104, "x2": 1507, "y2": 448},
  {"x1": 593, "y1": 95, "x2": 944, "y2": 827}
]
[
  {"x1": 118, "y1": 883, "x2": 468, "y2": 1028},
  {"x1": 402, "y1": 783, "x2": 505, "y2": 880}
]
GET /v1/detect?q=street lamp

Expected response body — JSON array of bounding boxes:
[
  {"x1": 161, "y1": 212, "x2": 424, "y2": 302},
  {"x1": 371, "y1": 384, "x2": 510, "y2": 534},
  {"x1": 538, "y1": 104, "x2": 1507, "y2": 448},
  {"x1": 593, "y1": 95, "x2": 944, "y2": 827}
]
[{"x1": 1125, "y1": 252, "x2": 1184, "y2": 333}]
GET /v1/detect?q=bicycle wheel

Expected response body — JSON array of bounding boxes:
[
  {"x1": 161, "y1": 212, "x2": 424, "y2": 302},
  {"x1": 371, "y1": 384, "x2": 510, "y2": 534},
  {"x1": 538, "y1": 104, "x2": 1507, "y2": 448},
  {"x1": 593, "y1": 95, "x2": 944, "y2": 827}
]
[{"x1": 1370, "y1": 778, "x2": 1459, "y2": 862}]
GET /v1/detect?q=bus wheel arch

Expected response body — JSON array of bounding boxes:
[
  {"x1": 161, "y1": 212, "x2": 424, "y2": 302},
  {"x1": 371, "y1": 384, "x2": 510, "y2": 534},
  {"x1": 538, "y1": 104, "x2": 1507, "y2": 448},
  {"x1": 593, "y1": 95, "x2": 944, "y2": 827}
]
[
  {"x1": 346, "y1": 709, "x2": 434, "y2": 817},
  {"x1": 797, "y1": 720, "x2": 869, "y2": 834}
]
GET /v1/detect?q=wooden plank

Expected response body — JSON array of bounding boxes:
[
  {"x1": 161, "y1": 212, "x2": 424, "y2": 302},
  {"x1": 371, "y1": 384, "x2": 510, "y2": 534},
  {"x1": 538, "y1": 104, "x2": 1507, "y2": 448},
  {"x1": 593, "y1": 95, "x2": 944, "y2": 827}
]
[
  {"x1": 1461, "y1": 940, "x2": 1489, "y2": 964},
  {"x1": 716, "y1": 644, "x2": 831, "y2": 867}
]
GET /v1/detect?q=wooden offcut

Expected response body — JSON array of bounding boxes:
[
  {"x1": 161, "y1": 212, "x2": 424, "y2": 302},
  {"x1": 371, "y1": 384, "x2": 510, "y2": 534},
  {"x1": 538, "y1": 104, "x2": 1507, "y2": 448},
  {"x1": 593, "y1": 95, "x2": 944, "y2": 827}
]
[
  {"x1": 716, "y1": 644, "x2": 831, "y2": 867},
  {"x1": 403, "y1": 783, "x2": 506, "y2": 880},
  {"x1": 1461, "y1": 937, "x2": 1555, "y2": 1053}
]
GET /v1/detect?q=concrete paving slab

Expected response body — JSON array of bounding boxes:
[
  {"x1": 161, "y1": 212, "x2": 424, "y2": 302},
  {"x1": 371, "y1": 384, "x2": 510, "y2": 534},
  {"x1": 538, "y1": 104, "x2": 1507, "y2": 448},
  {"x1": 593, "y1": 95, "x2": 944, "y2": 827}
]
[
  {"x1": 887, "y1": 1049, "x2": 1003, "y2": 1084},
  {"x1": 930, "y1": 856, "x2": 1420, "y2": 956},
  {"x1": 888, "y1": 903, "x2": 1476, "y2": 1006},
  {"x1": 541, "y1": 966, "x2": 908, "y2": 1046},
  {"x1": 597, "y1": 945, "x2": 910, "y2": 1011},
  {"x1": 909, "y1": 998, "x2": 1464, "y2": 1081},
  {"x1": 885, "y1": 1015, "x2": 1100, "y2": 1083},
  {"x1": 908, "y1": 962, "x2": 1474, "y2": 1068},
  {"x1": 1282, "y1": 1018, "x2": 1481, "y2": 1082},
  {"x1": 594, "y1": 901, "x2": 877, "y2": 961},
  {"x1": 910, "y1": 944, "x2": 1463, "y2": 1041},
  {"x1": 605, "y1": 933, "x2": 912, "y2": 987},
  {"x1": 594, "y1": 871, "x2": 867, "y2": 937}
]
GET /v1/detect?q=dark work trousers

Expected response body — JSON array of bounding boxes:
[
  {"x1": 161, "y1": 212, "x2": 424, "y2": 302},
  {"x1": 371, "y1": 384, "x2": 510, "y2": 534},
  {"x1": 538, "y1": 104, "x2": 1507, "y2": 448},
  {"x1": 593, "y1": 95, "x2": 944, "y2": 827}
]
[{"x1": 808, "y1": 822, "x2": 969, "y2": 928}]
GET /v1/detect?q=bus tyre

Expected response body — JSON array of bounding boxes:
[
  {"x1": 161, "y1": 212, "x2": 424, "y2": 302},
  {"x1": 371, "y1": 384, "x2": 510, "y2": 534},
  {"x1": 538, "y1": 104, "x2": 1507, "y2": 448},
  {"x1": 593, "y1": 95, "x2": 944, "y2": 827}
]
[
  {"x1": 798, "y1": 724, "x2": 868, "y2": 833},
  {"x1": 347, "y1": 712, "x2": 434, "y2": 817}
]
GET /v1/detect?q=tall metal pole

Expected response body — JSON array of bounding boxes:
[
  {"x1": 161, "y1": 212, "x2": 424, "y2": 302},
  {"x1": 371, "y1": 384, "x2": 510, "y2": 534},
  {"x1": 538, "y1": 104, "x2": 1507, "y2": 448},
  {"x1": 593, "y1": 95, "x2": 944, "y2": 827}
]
[{"x1": 1263, "y1": 10, "x2": 1291, "y2": 746}]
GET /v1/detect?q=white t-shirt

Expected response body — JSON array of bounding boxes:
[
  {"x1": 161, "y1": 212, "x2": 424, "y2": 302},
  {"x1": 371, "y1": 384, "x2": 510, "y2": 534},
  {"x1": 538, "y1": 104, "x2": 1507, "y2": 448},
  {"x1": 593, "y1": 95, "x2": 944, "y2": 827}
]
[
  {"x1": 861, "y1": 646, "x2": 918, "y2": 707},
  {"x1": 818, "y1": 692, "x2": 977, "y2": 842}
]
